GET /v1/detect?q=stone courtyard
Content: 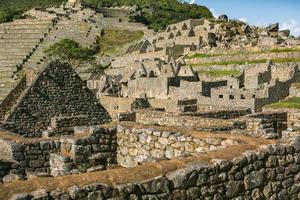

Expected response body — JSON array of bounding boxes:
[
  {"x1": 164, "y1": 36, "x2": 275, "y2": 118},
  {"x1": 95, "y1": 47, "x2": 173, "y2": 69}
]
[{"x1": 1, "y1": 0, "x2": 300, "y2": 199}]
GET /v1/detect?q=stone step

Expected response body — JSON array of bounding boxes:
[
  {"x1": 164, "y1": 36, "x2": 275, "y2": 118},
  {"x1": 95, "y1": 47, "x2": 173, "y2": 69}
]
[{"x1": 0, "y1": 51, "x2": 30, "y2": 56}]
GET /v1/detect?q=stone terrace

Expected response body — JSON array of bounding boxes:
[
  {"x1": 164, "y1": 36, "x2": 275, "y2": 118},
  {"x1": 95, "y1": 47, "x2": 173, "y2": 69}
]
[
  {"x1": 0, "y1": 19, "x2": 55, "y2": 101},
  {"x1": 0, "y1": 129, "x2": 279, "y2": 199}
]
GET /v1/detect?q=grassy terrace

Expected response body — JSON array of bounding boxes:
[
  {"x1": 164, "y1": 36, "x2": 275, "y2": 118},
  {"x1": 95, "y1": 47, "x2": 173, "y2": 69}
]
[
  {"x1": 196, "y1": 70, "x2": 240, "y2": 76},
  {"x1": 187, "y1": 47, "x2": 300, "y2": 59},
  {"x1": 267, "y1": 97, "x2": 300, "y2": 109},
  {"x1": 190, "y1": 57, "x2": 300, "y2": 67},
  {"x1": 98, "y1": 29, "x2": 144, "y2": 56}
]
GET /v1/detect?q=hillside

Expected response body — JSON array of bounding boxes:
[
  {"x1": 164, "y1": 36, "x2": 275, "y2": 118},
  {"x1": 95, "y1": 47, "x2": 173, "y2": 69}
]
[
  {"x1": 0, "y1": 0, "x2": 213, "y2": 31},
  {"x1": 0, "y1": 0, "x2": 66, "y2": 23},
  {"x1": 83, "y1": 0, "x2": 213, "y2": 30}
]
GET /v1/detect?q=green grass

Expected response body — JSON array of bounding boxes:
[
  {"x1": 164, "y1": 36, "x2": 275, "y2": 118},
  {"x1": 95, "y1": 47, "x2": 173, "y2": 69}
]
[
  {"x1": 191, "y1": 57, "x2": 300, "y2": 67},
  {"x1": 98, "y1": 29, "x2": 144, "y2": 56},
  {"x1": 267, "y1": 97, "x2": 300, "y2": 109},
  {"x1": 187, "y1": 48, "x2": 300, "y2": 59},
  {"x1": 196, "y1": 70, "x2": 240, "y2": 77}
]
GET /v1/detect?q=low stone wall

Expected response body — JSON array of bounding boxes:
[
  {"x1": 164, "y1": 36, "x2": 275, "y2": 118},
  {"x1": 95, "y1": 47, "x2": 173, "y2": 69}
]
[
  {"x1": 7, "y1": 140, "x2": 61, "y2": 174},
  {"x1": 243, "y1": 112, "x2": 287, "y2": 139},
  {"x1": 182, "y1": 108, "x2": 251, "y2": 119},
  {"x1": 9, "y1": 139, "x2": 300, "y2": 200},
  {"x1": 0, "y1": 160, "x2": 25, "y2": 183},
  {"x1": 136, "y1": 110, "x2": 235, "y2": 131},
  {"x1": 52, "y1": 126, "x2": 117, "y2": 176},
  {"x1": 117, "y1": 125, "x2": 239, "y2": 167}
]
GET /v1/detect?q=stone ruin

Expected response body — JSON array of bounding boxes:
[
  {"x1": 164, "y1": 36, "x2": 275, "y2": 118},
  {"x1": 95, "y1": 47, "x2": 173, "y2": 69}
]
[
  {"x1": 0, "y1": 60, "x2": 111, "y2": 137},
  {"x1": 0, "y1": 58, "x2": 300, "y2": 199},
  {"x1": 1, "y1": 1, "x2": 300, "y2": 199}
]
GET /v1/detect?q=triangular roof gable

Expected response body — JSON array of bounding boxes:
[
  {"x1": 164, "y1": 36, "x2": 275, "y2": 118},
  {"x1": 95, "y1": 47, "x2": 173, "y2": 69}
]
[{"x1": 2, "y1": 60, "x2": 111, "y2": 137}]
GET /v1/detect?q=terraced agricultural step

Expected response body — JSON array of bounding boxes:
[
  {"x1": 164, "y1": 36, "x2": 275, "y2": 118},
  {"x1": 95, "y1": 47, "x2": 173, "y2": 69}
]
[
  {"x1": 0, "y1": 51, "x2": 32, "y2": 56},
  {"x1": 0, "y1": 60, "x2": 22, "y2": 65},
  {"x1": 0, "y1": 33, "x2": 46, "y2": 39},
  {"x1": 0, "y1": 71, "x2": 14, "y2": 78},
  {"x1": 0, "y1": 52, "x2": 30, "y2": 57},
  {"x1": 0, "y1": 28, "x2": 50, "y2": 34},
  {"x1": 0, "y1": 43, "x2": 37, "y2": 48},
  {"x1": 0, "y1": 39, "x2": 42, "y2": 43},
  {"x1": 0, "y1": 66, "x2": 17, "y2": 73},
  {"x1": 0, "y1": 24, "x2": 53, "y2": 30}
]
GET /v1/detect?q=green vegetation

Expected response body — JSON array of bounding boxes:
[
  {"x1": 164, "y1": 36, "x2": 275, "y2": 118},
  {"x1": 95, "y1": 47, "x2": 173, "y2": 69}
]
[
  {"x1": 83, "y1": 0, "x2": 213, "y2": 31},
  {"x1": 0, "y1": 0, "x2": 66, "y2": 23},
  {"x1": 196, "y1": 70, "x2": 240, "y2": 77},
  {"x1": 46, "y1": 39, "x2": 97, "y2": 68},
  {"x1": 267, "y1": 97, "x2": 300, "y2": 109},
  {"x1": 191, "y1": 57, "x2": 300, "y2": 67},
  {"x1": 98, "y1": 29, "x2": 144, "y2": 56},
  {"x1": 0, "y1": 0, "x2": 212, "y2": 30},
  {"x1": 187, "y1": 48, "x2": 300, "y2": 59}
]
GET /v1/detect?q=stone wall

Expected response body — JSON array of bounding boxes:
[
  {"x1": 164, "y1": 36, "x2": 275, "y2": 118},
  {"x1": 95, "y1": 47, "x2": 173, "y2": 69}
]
[
  {"x1": 51, "y1": 126, "x2": 117, "y2": 176},
  {"x1": 117, "y1": 125, "x2": 239, "y2": 167},
  {"x1": 10, "y1": 139, "x2": 300, "y2": 200},
  {"x1": 0, "y1": 138, "x2": 61, "y2": 174},
  {"x1": 0, "y1": 159, "x2": 25, "y2": 183},
  {"x1": 136, "y1": 110, "x2": 235, "y2": 131},
  {"x1": 242, "y1": 112, "x2": 287, "y2": 139}
]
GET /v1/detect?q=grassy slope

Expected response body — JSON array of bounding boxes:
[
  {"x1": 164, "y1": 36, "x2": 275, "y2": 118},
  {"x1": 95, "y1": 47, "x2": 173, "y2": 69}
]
[
  {"x1": 187, "y1": 48, "x2": 300, "y2": 59},
  {"x1": 190, "y1": 57, "x2": 300, "y2": 67},
  {"x1": 98, "y1": 29, "x2": 144, "y2": 56},
  {"x1": 267, "y1": 97, "x2": 300, "y2": 109},
  {"x1": 196, "y1": 70, "x2": 240, "y2": 77}
]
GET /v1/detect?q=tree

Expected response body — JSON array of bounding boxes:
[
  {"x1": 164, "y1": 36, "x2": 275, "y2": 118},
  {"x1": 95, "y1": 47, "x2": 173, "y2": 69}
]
[{"x1": 46, "y1": 39, "x2": 97, "y2": 69}]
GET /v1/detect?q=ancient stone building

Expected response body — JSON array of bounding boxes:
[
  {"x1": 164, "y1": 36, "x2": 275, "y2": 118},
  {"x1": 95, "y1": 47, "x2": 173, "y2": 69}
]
[{"x1": 0, "y1": 60, "x2": 111, "y2": 137}]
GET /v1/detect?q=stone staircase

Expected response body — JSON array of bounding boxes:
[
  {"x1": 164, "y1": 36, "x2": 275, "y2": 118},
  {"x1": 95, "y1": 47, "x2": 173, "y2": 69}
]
[{"x1": 0, "y1": 19, "x2": 55, "y2": 102}]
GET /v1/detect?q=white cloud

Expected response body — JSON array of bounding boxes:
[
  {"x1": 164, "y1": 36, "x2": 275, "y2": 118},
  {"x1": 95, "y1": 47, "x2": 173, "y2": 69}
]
[
  {"x1": 281, "y1": 19, "x2": 300, "y2": 37},
  {"x1": 189, "y1": 0, "x2": 196, "y2": 4},
  {"x1": 239, "y1": 17, "x2": 248, "y2": 23}
]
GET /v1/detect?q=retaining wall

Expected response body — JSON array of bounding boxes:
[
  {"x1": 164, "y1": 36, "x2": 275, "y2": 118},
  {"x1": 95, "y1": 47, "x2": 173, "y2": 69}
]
[
  {"x1": 117, "y1": 125, "x2": 239, "y2": 167},
  {"x1": 8, "y1": 139, "x2": 300, "y2": 199}
]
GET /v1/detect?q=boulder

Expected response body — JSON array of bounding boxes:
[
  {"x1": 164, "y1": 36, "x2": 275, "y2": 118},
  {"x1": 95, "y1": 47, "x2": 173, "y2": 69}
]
[
  {"x1": 267, "y1": 23, "x2": 279, "y2": 32},
  {"x1": 218, "y1": 15, "x2": 228, "y2": 21}
]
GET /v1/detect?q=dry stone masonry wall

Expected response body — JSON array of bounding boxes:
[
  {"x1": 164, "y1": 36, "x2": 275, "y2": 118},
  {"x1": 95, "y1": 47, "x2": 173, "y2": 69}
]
[
  {"x1": 51, "y1": 126, "x2": 117, "y2": 176},
  {"x1": 10, "y1": 139, "x2": 300, "y2": 200},
  {"x1": 117, "y1": 125, "x2": 240, "y2": 167},
  {"x1": 136, "y1": 110, "x2": 236, "y2": 131}
]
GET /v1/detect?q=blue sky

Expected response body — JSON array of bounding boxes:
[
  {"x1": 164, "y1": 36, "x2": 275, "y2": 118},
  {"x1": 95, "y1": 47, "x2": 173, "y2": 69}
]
[{"x1": 188, "y1": 0, "x2": 300, "y2": 36}]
